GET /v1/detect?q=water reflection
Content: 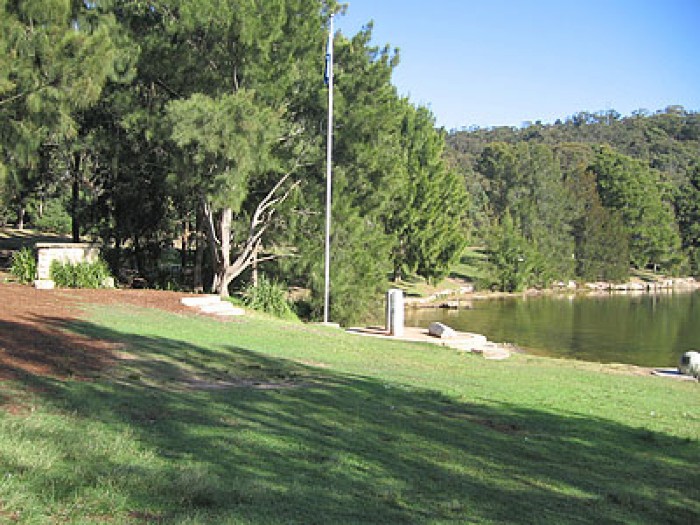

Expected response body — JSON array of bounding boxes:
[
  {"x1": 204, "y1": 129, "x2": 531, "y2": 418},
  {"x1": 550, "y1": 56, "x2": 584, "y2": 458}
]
[{"x1": 405, "y1": 290, "x2": 700, "y2": 367}]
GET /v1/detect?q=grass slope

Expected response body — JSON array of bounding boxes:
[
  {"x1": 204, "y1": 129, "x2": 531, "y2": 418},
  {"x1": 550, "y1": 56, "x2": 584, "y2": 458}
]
[
  {"x1": 1, "y1": 306, "x2": 699, "y2": 524},
  {"x1": 0, "y1": 228, "x2": 73, "y2": 250}
]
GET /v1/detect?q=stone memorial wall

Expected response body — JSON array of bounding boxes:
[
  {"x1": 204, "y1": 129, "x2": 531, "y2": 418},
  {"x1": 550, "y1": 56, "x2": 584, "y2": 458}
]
[{"x1": 35, "y1": 243, "x2": 100, "y2": 281}]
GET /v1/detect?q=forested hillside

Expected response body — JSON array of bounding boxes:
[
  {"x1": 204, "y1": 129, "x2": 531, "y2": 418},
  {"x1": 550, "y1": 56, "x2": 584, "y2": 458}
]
[
  {"x1": 0, "y1": 0, "x2": 466, "y2": 324},
  {"x1": 446, "y1": 107, "x2": 700, "y2": 290}
]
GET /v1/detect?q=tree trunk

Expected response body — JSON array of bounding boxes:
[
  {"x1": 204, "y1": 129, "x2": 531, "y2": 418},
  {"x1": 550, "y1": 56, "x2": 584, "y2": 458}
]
[
  {"x1": 71, "y1": 176, "x2": 80, "y2": 242},
  {"x1": 199, "y1": 173, "x2": 298, "y2": 298},
  {"x1": 133, "y1": 236, "x2": 142, "y2": 275},
  {"x1": 17, "y1": 204, "x2": 25, "y2": 230},
  {"x1": 252, "y1": 244, "x2": 259, "y2": 287},
  {"x1": 71, "y1": 153, "x2": 80, "y2": 243},
  {"x1": 114, "y1": 237, "x2": 122, "y2": 279},
  {"x1": 181, "y1": 219, "x2": 189, "y2": 270},
  {"x1": 201, "y1": 198, "x2": 222, "y2": 293},
  {"x1": 392, "y1": 262, "x2": 403, "y2": 283},
  {"x1": 216, "y1": 207, "x2": 233, "y2": 297},
  {"x1": 194, "y1": 208, "x2": 204, "y2": 293}
]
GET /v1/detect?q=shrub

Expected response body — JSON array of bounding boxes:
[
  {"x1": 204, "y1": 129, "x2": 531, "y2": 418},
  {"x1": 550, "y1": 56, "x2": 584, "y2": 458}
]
[
  {"x1": 241, "y1": 275, "x2": 297, "y2": 320},
  {"x1": 50, "y1": 259, "x2": 113, "y2": 289},
  {"x1": 10, "y1": 248, "x2": 37, "y2": 284}
]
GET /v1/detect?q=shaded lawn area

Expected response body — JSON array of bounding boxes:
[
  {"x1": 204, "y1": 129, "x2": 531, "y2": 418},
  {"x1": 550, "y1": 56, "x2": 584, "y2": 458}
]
[
  {"x1": 0, "y1": 228, "x2": 73, "y2": 253},
  {"x1": 1, "y1": 306, "x2": 699, "y2": 524}
]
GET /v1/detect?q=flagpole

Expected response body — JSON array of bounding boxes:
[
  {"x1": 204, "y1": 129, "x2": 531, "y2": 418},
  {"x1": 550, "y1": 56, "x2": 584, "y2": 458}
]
[{"x1": 323, "y1": 14, "x2": 334, "y2": 324}]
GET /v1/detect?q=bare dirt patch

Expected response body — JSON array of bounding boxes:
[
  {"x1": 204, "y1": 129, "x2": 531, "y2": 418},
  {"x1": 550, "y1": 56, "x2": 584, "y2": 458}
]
[{"x1": 0, "y1": 282, "x2": 192, "y2": 381}]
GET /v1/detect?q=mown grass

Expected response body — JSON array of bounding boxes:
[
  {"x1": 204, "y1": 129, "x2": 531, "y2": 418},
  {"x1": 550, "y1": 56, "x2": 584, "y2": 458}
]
[
  {"x1": 0, "y1": 228, "x2": 73, "y2": 251},
  {"x1": 1, "y1": 305, "x2": 699, "y2": 523},
  {"x1": 449, "y1": 246, "x2": 489, "y2": 284},
  {"x1": 396, "y1": 247, "x2": 489, "y2": 299}
]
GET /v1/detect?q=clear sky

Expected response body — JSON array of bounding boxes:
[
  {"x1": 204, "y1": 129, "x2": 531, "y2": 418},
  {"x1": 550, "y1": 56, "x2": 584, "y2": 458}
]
[{"x1": 334, "y1": 0, "x2": 700, "y2": 130}]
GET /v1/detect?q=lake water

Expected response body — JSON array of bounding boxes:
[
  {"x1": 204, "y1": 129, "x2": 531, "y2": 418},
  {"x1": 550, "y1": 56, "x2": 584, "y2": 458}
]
[{"x1": 404, "y1": 290, "x2": 700, "y2": 367}]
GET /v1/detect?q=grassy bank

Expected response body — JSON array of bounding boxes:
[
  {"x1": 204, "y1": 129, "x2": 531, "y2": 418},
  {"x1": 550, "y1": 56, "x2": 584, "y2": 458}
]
[{"x1": 1, "y1": 305, "x2": 699, "y2": 523}]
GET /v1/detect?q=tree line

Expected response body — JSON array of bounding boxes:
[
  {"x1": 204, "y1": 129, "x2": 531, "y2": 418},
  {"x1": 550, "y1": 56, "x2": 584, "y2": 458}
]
[
  {"x1": 446, "y1": 107, "x2": 700, "y2": 290},
  {"x1": 2, "y1": 1, "x2": 698, "y2": 323},
  {"x1": 0, "y1": 0, "x2": 466, "y2": 324}
]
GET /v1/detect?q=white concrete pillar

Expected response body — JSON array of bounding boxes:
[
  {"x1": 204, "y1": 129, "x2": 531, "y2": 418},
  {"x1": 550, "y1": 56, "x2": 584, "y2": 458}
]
[{"x1": 386, "y1": 288, "x2": 404, "y2": 337}]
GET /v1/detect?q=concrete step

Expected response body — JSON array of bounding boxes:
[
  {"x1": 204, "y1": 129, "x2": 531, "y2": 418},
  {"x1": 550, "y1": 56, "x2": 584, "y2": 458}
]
[
  {"x1": 180, "y1": 295, "x2": 222, "y2": 307},
  {"x1": 470, "y1": 343, "x2": 511, "y2": 360},
  {"x1": 447, "y1": 334, "x2": 489, "y2": 351},
  {"x1": 181, "y1": 295, "x2": 245, "y2": 316},
  {"x1": 198, "y1": 301, "x2": 245, "y2": 316}
]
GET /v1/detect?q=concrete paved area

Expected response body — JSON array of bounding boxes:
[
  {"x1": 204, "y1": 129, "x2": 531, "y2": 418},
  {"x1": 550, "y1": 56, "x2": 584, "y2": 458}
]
[{"x1": 347, "y1": 326, "x2": 512, "y2": 360}]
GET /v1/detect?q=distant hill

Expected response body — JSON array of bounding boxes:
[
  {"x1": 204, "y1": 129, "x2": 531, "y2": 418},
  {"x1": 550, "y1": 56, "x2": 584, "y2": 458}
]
[
  {"x1": 446, "y1": 106, "x2": 699, "y2": 183},
  {"x1": 443, "y1": 106, "x2": 700, "y2": 288}
]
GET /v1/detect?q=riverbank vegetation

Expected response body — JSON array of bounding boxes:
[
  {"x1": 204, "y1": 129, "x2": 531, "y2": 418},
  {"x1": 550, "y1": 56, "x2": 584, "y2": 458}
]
[
  {"x1": 1, "y1": 300, "x2": 698, "y2": 523},
  {"x1": 1, "y1": 1, "x2": 699, "y2": 325},
  {"x1": 447, "y1": 108, "x2": 700, "y2": 291}
]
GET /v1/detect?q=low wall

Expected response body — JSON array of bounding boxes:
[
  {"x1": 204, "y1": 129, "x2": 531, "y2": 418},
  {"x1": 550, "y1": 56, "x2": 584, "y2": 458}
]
[{"x1": 35, "y1": 243, "x2": 100, "y2": 280}]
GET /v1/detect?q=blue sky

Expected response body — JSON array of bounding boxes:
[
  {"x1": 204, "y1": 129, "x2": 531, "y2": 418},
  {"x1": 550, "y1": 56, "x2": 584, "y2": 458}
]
[{"x1": 334, "y1": 0, "x2": 700, "y2": 130}]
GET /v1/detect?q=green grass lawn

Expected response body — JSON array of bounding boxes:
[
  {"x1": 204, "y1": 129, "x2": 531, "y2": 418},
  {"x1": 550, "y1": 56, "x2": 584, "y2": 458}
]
[
  {"x1": 449, "y1": 246, "x2": 489, "y2": 284},
  {"x1": 0, "y1": 228, "x2": 73, "y2": 250},
  {"x1": 395, "y1": 247, "x2": 488, "y2": 299},
  {"x1": 1, "y1": 306, "x2": 699, "y2": 523}
]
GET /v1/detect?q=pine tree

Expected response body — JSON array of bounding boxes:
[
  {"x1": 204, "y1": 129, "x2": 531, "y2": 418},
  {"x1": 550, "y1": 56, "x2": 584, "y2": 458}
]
[
  {"x1": 0, "y1": 0, "x2": 128, "y2": 227},
  {"x1": 477, "y1": 142, "x2": 576, "y2": 283},
  {"x1": 516, "y1": 143, "x2": 575, "y2": 280},
  {"x1": 590, "y1": 146, "x2": 682, "y2": 271},
  {"x1": 483, "y1": 211, "x2": 537, "y2": 292},
  {"x1": 282, "y1": 26, "x2": 405, "y2": 323},
  {"x1": 575, "y1": 179, "x2": 630, "y2": 282},
  {"x1": 388, "y1": 104, "x2": 468, "y2": 283},
  {"x1": 675, "y1": 162, "x2": 700, "y2": 275},
  {"x1": 287, "y1": 168, "x2": 392, "y2": 325}
]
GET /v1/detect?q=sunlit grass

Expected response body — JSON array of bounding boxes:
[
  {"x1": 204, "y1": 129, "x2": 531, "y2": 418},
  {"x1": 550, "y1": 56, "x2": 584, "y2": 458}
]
[{"x1": 1, "y1": 306, "x2": 698, "y2": 523}]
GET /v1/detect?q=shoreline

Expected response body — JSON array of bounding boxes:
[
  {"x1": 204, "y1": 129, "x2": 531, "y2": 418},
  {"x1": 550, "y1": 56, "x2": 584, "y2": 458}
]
[
  {"x1": 347, "y1": 324, "x2": 698, "y2": 381},
  {"x1": 398, "y1": 278, "x2": 699, "y2": 378},
  {"x1": 405, "y1": 277, "x2": 700, "y2": 309}
]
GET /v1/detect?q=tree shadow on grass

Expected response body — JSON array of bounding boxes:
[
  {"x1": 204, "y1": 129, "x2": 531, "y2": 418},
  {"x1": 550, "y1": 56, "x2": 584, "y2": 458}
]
[
  {"x1": 0, "y1": 317, "x2": 120, "y2": 381},
  {"x1": 1, "y1": 316, "x2": 699, "y2": 524}
]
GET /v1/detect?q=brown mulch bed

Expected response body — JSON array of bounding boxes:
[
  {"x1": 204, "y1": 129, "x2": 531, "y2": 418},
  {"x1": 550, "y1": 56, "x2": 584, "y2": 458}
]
[{"x1": 0, "y1": 282, "x2": 192, "y2": 381}]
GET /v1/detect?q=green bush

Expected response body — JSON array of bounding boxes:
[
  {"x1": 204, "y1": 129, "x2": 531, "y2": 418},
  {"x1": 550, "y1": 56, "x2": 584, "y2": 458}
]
[
  {"x1": 241, "y1": 275, "x2": 297, "y2": 320},
  {"x1": 50, "y1": 259, "x2": 113, "y2": 289},
  {"x1": 10, "y1": 248, "x2": 37, "y2": 284}
]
